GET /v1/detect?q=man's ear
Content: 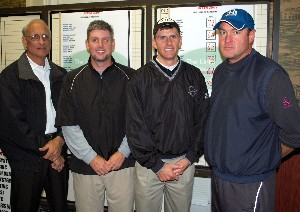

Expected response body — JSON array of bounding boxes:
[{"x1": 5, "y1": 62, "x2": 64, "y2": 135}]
[
  {"x1": 249, "y1": 29, "x2": 256, "y2": 44},
  {"x1": 22, "y1": 36, "x2": 27, "y2": 50},
  {"x1": 152, "y1": 37, "x2": 157, "y2": 50}
]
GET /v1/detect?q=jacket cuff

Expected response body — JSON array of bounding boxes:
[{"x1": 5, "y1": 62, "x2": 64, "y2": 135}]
[
  {"x1": 151, "y1": 159, "x2": 165, "y2": 173},
  {"x1": 185, "y1": 151, "x2": 197, "y2": 164},
  {"x1": 56, "y1": 127, "x2": 64, "y2": 140},
  {"x1": 36, "y1": 134, "x2": 47, "y2": 157}
]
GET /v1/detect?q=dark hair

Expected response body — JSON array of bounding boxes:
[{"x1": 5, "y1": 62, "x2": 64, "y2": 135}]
[
  {"x1": 157, "y1": 25, "x2": 179, "y2": 34},
  {"x1": 247, "y1": 28, "x2": 253, "y2": 35},
  {"x1": 87, "y1": 20, "x2": 114, "y2": 39}
]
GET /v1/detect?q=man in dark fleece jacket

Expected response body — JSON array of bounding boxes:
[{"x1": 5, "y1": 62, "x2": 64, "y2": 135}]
[{"x1": 205, "y1": 8, "x2": 300, "y2": 212}]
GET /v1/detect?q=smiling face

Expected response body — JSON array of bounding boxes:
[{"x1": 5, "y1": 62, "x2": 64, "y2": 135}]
[
  {"x1": 152, "y1": 26, "x2": 182, "y2": 66},
  {"x1": 22, "y1": 20, "x2": 51, "y2": 66},
  {"x1": 86, "y1": 29, "x2": 115, "y2": 68},
  {"x1": 218, "y1": 22, "x2": 255, "y2": 64}
]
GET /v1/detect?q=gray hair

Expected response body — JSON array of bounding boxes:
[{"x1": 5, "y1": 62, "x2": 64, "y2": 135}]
[
  {"x1": 87, "y1": 20, "x2": 114, "y2": 39},
  {"x1": 22, "y1": 19, "x2": 51, "y2": 36}
]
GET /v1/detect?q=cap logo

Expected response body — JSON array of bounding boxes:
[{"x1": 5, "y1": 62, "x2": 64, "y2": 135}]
[{"x1": 225, "y1": 9, "x2": 238, "y2": 17}]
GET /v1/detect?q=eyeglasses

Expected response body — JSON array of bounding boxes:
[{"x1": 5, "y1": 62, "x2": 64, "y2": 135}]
[{"x1": 25, "y1": 34, "x2": 51, "y2": 41}]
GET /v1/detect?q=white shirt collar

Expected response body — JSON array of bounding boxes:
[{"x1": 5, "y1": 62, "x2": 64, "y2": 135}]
[
  {"x1": 156, "y1": 58, "x2": 179, "y2": 71},
  {"x1": 26, "y1": 55, "x2": 56, "y2": 134},
  {"x1": 26, "y1": 55, "x2": 50, "y2": 74}
]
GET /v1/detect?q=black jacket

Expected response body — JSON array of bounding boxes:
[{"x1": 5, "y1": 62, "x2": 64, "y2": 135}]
[
  {"x1": 56, "y1": 58, "x2": 136, "y2": 175},
  {"x1": 0, "y1": 52, "x2": 66, "y2": 172},
  {"x1": 126, "y1": 59, "x2": 210, "y2": 173}
]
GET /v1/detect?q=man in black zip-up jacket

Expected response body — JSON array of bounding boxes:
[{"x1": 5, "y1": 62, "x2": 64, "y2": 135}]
[
  {"x1": 0, "y1": 19, "x2": 68, "y2": 212},
  {"x1": 126, "y1": 18, "x2": 210, "y2": 212},
  {"x1": 56, "y1": 20, "x2": 135, "y2": 212},
  {"x1": 205, "y1": 9, "x2": 300, "y2": 212}
]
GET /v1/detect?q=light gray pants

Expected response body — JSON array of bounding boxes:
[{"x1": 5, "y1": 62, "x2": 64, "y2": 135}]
[
  {"x1": 73, "y1": 167, "x2": 135, "y2": 212},
  {"x1": 135, "y1": 159, "x2": 195, "y2": 212}
]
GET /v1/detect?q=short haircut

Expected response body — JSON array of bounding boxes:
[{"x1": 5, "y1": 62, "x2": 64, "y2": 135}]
[
  {"x1": 22, "y1": 19, "x2": 50, "y2": 36},
  {"x1": 87, "y1": 20, "x2": 114, "y2": 39}
]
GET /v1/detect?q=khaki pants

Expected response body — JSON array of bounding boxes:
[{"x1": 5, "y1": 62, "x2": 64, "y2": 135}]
[
  {"x1": 135, "y1": 159, "x2": 195, "y2": 212},
  {"x1": 73, "y1": 167, "x2": 135, "y2": 212}
]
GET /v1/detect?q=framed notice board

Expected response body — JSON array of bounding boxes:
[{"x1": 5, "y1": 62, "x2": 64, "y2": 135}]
[
  {"x1": 155, "y1": 3, "x2": 270, "y2": 95},
  {"x1": 50, "y1": 7, "x2": 144, "y2": 71}
]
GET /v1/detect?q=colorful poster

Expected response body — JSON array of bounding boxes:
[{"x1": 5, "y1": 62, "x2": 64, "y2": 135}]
[
  {"x1": 156, "y1": 4, "x2": 269, "y2": 95},
  {"x1": 58, "y1": 9, "x2": 143, "y2": 71}
]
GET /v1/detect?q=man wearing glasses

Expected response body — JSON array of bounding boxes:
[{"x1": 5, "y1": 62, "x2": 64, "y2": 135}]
[{"x1": 0, "y1": 19, "x2": 68, "y2": 212}]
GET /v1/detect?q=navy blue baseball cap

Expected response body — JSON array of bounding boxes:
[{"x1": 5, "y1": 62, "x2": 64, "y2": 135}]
[
  {"x1": 213, "y1": 9, "x2": 255, "y2": 30},
  {"x1": 153, "y1": 17, "x2": 181, "y2": 35}
]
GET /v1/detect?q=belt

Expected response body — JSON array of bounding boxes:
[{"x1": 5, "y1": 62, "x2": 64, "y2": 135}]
[{"x1": 44, "y1": 132, "x2": 57, "y2": 141}]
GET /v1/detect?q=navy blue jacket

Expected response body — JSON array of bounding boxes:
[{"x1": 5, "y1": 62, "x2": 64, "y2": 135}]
[{"x1": 205, "y1": 50, "x2": 300, "y2": 183}]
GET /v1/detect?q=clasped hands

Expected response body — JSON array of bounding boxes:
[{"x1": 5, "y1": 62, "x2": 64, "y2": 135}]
[
  {"x1": 90, "y1": 151, "x2": 125, "y2": 176},
  {"x1": 39, "y1": 136, "x2": 65, "y2": 172},
  {"x1": 156, "y1": 158, "x2": 190, "y2": 182}
]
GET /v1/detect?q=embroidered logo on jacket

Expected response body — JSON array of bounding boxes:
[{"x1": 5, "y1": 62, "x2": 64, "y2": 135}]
[
  {"x1": 188, "y1": 86, "x2": 198, "y2": 97},
  {"x1": 283, "y1": 97, "x2": 293, "y2": 109}
]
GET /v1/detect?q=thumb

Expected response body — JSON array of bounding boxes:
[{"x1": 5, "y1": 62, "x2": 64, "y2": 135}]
[
  {"x1": 174, "y1": 163, "x2": 183, "y2": 169},
  {"x1": 39, "y1": 145, "x2": 48, "y2": 151}
]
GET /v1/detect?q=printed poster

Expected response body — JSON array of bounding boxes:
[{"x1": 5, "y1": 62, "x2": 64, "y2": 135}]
[{"x1": 156, "y1": 4, "x2": 268, "y2": 94}]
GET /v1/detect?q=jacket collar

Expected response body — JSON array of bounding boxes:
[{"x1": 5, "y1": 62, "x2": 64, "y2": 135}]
[
  {"x1": 18, "y1": 52, "x2": 64, "y2": 81},
  {"x1": 88, "y1": 56, "x2": 116, "y2": 76}
]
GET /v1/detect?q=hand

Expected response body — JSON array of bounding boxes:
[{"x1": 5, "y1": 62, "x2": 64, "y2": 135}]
[
  {"x1": 51, "y1": 155, "x2": 65, "y2": 172},
  {"x1": 281, "y1": 143, "x2": 294, "y2": 158},
  {"x1": 156, "y1": 163, "x2": 182, "y2": 182},
  {"x1": 90, "y1": 155, "x2": 111, "y2": 176},
  {"x1": 39, "y1": 136, "x2": 64, "y2": 161},
  {"x1": 107, "y1": 151, "x2": 125, "y2": 171},
  {"x1": 173, "y1": 158, "x2": 190, "y2": 176}
]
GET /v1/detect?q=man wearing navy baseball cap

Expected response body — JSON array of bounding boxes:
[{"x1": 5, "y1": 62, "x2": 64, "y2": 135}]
[{"x1": 205, "y1": 8, "x2": 300, "y2": 212}]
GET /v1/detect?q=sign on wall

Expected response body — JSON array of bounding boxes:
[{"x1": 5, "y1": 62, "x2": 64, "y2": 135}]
[
  {"x1": 51, "y1": 8, "x2": 144, "y2": 71},
  {"x1": 0, "y1": 152, "x2": 11, "y2": 211},
  {"x1": 155, "y1": 3, "x2": 269, "y2": 95}
]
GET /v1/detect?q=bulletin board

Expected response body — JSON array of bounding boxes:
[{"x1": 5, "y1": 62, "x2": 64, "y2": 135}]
[
  {"x1": 155, "y1": 3, "x2": 270, "y2": 95},
  {"x1": 50, "y1": 7, "x2": 144, "y2": 71}
]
